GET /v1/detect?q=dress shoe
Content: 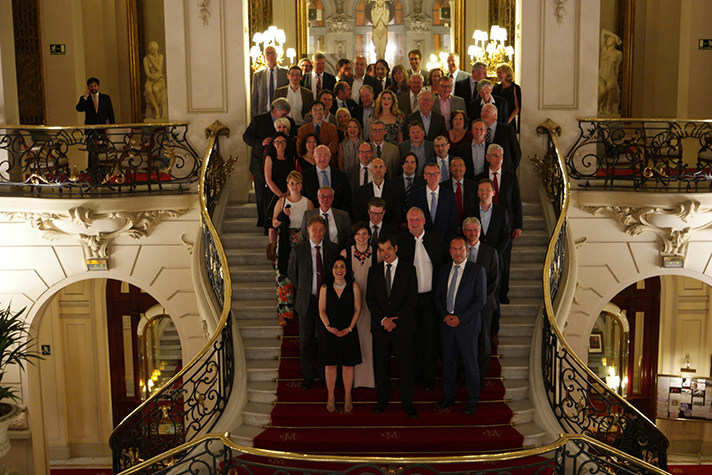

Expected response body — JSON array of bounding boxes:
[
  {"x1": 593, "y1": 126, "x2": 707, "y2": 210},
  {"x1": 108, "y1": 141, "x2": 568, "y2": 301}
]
[
  {"x1": 373, "y1": 402, "x2": 389, "y2": 413},
  {"x1": 464, "y1": 403, "x2": 478, "y2": 415},
  {"x1": 433, "y1": 400, "x2": 455, "y2": 411},
  {"x1": 403, "y1": 405, "x2": 419, "y2": 419},
  {"x1": 491, "y1": 335, "x2": 500, "y2": 346},
  {"x1": 344, "y1": 397, "x2": 354, "y2": 413},
  {"x1": 301, "y1": 378, "x2": 314, "y2": 390}
]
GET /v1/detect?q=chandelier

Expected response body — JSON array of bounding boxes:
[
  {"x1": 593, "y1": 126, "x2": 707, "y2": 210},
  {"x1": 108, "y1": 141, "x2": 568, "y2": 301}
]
[
  {"x1": 467, "y1": 25, "x2": 514, "y2": 77},
  {"x1": 249, "y1": 26, "x2": 296, "y2": 72}
]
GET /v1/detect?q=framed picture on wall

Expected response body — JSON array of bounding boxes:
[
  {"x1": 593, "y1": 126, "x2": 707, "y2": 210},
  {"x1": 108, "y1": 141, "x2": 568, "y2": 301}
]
[{"x1": 589, "y1": 332, "x2": 604, "y2": 354}]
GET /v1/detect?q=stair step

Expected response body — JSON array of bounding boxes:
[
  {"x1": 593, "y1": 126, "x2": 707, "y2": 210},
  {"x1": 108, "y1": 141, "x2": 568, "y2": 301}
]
[
  {"x1": 510, "y1": 247, "x2": 547, "y2": 263},
  {"x1": 517, "y1": 230, "x2": 550, "y2": 247},
  {"x1": 244, "y1": 338, "x2": 282, "y2": 360},
  {"x1": 507, "y1": 280, "x2": 544, "y2": 298},
  {"x1": 246, "y1": 359, "x2": 280, "y2": 382},
  {"x1": 242, "y1": 401, "x2": 272, "y2": 426},
  {"x1": 221, "y1": 233, "x2": 271, "y2": 249},
  {"x1": 223, "y1": 218, "x2": 264, "y2": 234},
  {"x1": 226, "y1": 248, "x2": 269, "y2": 266},
  {"x1": 499, "y1": 357, "x2": 530, "y2": 380},
  {"x1": 501, "y1": 298, "x2": 541, "y2": 318},
  {"x1": 226, "y1": 204, "x2": 259, "y2": 219},
  {"x1": 521, "y1": 202, "x2": 542, "y2": 215},
  {"x1": 509, "y1": 263, "x2": 544, "y2": 281},
  {"x1": 497, "y1": 336, "x2": 532, "y2": 358},
  {"x1": 247, "y1": 381, "x2": 278, "y2": 403},
  {"x1": 233, "y1": 282, "x2": 277, "y2": 300},
  {"x1": 237, "y1": 318, "x2": 283, "y2": 339},
  {"x1": 517, "y1": 422, "x2": 547, "y2": 447},
  {"x1": 498, "y1": 317, "x2": 537, "y2": 337},
  {"x1": 231, "y1": 265, "x2": 276, "y2": 283},
  {"x1": 509, "y1": 399, "x2": 535, "y2": 424},
  {"x1": 230, "y1": 425, "x2": 264, "y2": 447},
  {"x1": 522, "y1": 215, "x2": 546, "y2": 231},
  {"x1": 232, "y1": 299, "x2": 277, "y2": 319},
  {"x1": 502, "y1": 379, "x2": 529, "y2": 401}
]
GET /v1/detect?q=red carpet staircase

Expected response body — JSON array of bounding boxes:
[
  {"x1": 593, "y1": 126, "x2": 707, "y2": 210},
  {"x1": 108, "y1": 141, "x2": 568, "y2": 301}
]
[{"x1": 226, "y1": 197, "x2": 548, "y2": 456}]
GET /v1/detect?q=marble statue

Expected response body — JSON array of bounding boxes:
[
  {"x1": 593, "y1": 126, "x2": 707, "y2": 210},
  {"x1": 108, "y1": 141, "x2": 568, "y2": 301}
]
[
  {"x1": 144, "y1": 41, "x2": 167, "y2": 120},
  {"x1": 598, "y1": 29, "x2": 623, "y2": 116}
]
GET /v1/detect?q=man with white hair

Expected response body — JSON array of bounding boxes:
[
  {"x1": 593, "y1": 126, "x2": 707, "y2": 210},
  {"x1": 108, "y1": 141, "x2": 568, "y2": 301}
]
[
  {"x1": 467, "y1": 79, "x2": 509, "y2": 124},
  {"x1": 480, "y1": 104, "x2": 521, "y2": 172}
]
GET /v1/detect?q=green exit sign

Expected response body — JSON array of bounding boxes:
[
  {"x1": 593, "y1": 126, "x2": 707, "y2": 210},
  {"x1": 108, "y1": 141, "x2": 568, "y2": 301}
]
[
  {"x1": 50, "y1": 44, "x2": 65, "y2": 55},
  {"x1": 700, "y1": 39, "x2": 712, "y2": 50}
]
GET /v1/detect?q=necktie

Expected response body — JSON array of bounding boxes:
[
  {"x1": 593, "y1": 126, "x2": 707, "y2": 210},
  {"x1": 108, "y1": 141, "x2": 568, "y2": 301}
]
[
  {"x1": 430, "y1": 191, "x2": 437, "y2": 221},
  {"x1": 314, "y1": 123, "x2": 321, "y2": 141},
  {"x1": 322, "y1": 213, "x2": 331, "y2": 242},
  {"x1": 486, "y1": 127, "x2": 493, "y2": 144},
  {"x1": 93, "y1": 94, "x2": 98, "y2": 113},
  {"x1": 412, "y1": 95, "x2": 418, "y2": 112},
  {"x1": 406, "y1": 176, "x2": 413, "y2": 192},
  {"x1": 316, "y1": 75, "x2": 322, "y2": 96},
  {"x1": 372, "y1": 225, "x2": 379, "y2": 247},
  {"x1": 316, "y1": 245, "x2": 323, "y2": 291},
  {"x1": 492, "y1": 171, "x2": 500, "y2": 205},
  {"x1": 468, "y1": 246, "x2": 477, "y2": 263},
  {"x1": 455, "y1": 182, "x2": 463, "y2": 222},
  {"x1": 377, "y1": 145, "x2": 381, "y2": 158},
  {"x1": 320, "y1": 169, "x2": 329, "y2": 187},
  {"x1": 447, "y1": 265, "x2": 460, "y2": 314},
  {"x1": 269, "y1": 68, "x2": 275, "y2": 104},
  {"x1": 381, "y1": 79, "x2": 385, "y2": 91},
  {"x1": 363, "y1": 166, "x2": 369, "y2": 185},
  {"x1": 385, "y1": 263, "x2": 392, "y2": 298},
  {"x1": 440, "y1": 158, "x2": 448, "y2": 180},
  {"x1": 449, "y1": 73, "x2": 454, "y2": 80}
]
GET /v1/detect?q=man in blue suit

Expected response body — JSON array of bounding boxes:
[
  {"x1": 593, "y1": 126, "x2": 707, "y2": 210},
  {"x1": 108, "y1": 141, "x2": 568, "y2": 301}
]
[
  {"x1": 407, "y1": 161, "x2": 458, "y2": 243},
  {"x1": 433, "y1": 236, "x2": 487, "y2": 415}
]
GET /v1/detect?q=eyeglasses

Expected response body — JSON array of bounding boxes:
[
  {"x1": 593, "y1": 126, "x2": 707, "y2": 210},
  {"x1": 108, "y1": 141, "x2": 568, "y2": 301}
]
[
  {"x1": 368, "y1": 210, "x2": 384, "y2": 216},
  {"x1": 274, "y1": 140, "x2": 287, "y2": 145},
  {"x1": 424, "y1": 172, "x2": 441, "y2": 177}
]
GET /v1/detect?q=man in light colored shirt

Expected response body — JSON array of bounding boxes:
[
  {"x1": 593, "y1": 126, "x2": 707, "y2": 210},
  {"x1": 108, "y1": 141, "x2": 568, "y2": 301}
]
[
  {"x1": 432, "y1": 135, "x2": 452, "y2": 181},
  {"x1": 398, "y1": 122, "x2": 436, "y2": 176},
  {"x1": 407, "y1": 49, "x2": 428, "y2": 83},
  {"x1": 446, "y1": 52, "x2": 468, "y2": 83},
  {"x1": 456, "y1": 119, "x2": 488, "y2": 181},
  {"x1": 433, "y1": 76, "x2": 466, "y2": 130},
  {"x1": 467, "y1": 79, "x2": 509, "y2": 124},
  {"x1": 250, "y1": 45, "x2": 289, "y2": 116},
  {"x1": 356, "y1": 86, "x2": 376, "y2": 140},
  {"x1": 398, "y1": 73, "x2": 423, "y2": 116},
  {"x1": 299, "y1": 186, "x2": 352, "y2": 249},
  {"x1": 274, "y1": 66, "x2": 313, "y2": 126}
]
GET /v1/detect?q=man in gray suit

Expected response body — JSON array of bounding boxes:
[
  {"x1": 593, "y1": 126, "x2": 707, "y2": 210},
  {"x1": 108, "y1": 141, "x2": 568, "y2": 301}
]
[
  {"x1": 299, "y1": 186, "x2": 352, "y2": 250},
  {"x1": 432, "y1": 76, "x2": 467, "y2": 130},
  {"x1": 289, "y1": 215, "x2": 339, "y2": 389},
  {"x1": 251, "y1": 45, "x2": 289, "y2": 116}
]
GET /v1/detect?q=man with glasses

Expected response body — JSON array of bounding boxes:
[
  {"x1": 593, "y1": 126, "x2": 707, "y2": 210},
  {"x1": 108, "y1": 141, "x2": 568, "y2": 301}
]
[
  {"x1": 251, "y1": 45, "x2": 288, "y2": 116},
  {"x1": 403, "y1": 91, "x2": 447, "y2": 142},
  {"x1": 398, "y1": 73, "x2": 424, "y2": 116},
  {"x1": 406, "y1": 49, "x2": 429, "y2": 85},
  {"x1": 398, "y1": 122, "x2": 436, "y2": 176},
  {"x1": 274, "y1": 66, "x2": 313, "y2": 126},
  {"x1": 432, "y1": 76, "x2": 466, "y2": 130},
  {"x1": 299, "y1": 186, "x2": 352, "y2": 250},
  {"x1": 365, "y1": 197, "x2": 399, "y2": 247},
  {"x1": 347, "y1": 142, "x2": 375, "y2": 193},
  {"x1": 407, "y1": 161, "x2": 458, "y2": 243},
  {"x1": 369, "y1": 119, "x2": 400, "y2": 180},
  {"x1": 302, "y1": 145, "x2": 352, "y2": 212}
]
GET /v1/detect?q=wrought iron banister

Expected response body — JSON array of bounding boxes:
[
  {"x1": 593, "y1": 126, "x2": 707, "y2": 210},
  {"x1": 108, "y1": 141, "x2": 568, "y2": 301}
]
[
  {"x1": 535, "y1": 119, "x2": 669, "y2": 469},
  {"x1": 109, "y1": 120, "x2": 236, "y2": 473},
  {"x1": 117, "y1": 432, "x2": 670, "y2": 475},
  {"x1": 567, "y1": 118, "x2": 712, "y2": 190},
  {"x1": 0, "y1": 122, "x2": 200, "y2": 195}
]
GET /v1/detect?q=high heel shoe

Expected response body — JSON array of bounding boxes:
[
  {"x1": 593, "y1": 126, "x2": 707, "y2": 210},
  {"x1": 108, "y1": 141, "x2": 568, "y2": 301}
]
[
  {"x1": 278, "y1": 315, "x2": 287, "y2": 327},
  {"x1": 344, "y1": 397, "x2": 353, "y2": 413},
  {"x1": 326, "y1": 398, "x2": 336, "y2": 413}
]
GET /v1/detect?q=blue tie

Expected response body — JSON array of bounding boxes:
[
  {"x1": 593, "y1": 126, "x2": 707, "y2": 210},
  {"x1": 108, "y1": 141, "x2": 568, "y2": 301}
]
[
  {"x1": 430, "y1": 191, "x2": 437, "y2": 221},
  {"x1": 447, "y1": 265, "x2": 460, "y2": 314},
  {"x1": 321, "y1": 169, "x2": 330, "y2": 187},
  {"x1": 269, "y1": 68, "x2": 275, "y2": 104},
  {"x1": 440, "y1": 158, "x2": 448, "y2": 180}
]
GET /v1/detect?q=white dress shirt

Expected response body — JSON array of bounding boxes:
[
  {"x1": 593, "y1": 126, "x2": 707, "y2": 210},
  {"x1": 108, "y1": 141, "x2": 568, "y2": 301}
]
[{"x1": 413, "y1": 231, "x2": 433, "y2": 293}]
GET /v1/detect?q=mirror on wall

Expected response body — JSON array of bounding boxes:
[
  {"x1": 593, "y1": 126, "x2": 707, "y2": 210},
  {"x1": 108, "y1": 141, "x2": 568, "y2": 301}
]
[
  {"x1": 138, "y1": 309, "x2": 182, "y2": 400},
  {"x1": 587, "y1": 306, "x2": 630, "y2": 397}
]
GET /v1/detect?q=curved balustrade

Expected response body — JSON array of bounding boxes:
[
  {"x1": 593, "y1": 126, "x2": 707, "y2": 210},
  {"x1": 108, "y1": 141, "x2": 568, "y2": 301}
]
[
  {"x1": 109, "y1": 121, "x2": 235, "y2": 473},
  {"x1": 536, "y1": 119, "x2": 669, "y2": 469},
  {"x1": 116, "y1": 433, "x2": 669, "y2": 475},
  {"x1": 0, "y1": 123, "x2": 200, "y2": 195},
  {"x1": 567, "y1": 119, "x2": 712, "y2": 190}
]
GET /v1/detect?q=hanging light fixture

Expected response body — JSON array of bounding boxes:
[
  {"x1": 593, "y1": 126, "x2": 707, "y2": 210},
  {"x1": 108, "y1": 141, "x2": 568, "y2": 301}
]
[
  {"x1": 467, "y1": 25, "x2": 515, "y2": 77},
  {"x1": 249, "y1": 26, "x2": 296, "y2": 73}
]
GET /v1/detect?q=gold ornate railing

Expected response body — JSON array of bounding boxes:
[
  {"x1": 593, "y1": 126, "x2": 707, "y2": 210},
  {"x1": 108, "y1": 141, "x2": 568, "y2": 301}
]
[
  {"x1": 116, "y1": 432, "x2": 669, "y2": 475},
  {"x1": 109, "y1": 121, "x2": 236, "y2": 473},
  {"x1": 534, "y1": 119, "x2": 669, "y2": 469}
]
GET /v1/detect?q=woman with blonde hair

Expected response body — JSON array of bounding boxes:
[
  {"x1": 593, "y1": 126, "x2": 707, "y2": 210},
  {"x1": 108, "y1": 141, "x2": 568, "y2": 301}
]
[
  {"x1": 373, "y1": 89, "x2": 403, "y2": 145},
  {"x1": 493, "y1": 63, "x2": 521, "y2": 132}
]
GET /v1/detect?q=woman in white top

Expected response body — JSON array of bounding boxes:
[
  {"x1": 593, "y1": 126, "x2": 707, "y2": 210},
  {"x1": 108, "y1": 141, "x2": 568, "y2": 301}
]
[{"x1": 272, "y1": 170, "x2": 313, "y2": 326}]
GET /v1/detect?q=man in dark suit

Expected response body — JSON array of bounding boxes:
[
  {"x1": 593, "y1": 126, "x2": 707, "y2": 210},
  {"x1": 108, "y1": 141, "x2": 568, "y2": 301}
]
[
  {"x1": 467, "y1": 79, "x2": 509, "y2": 124},
  {"x1": 373, "y1": 59, "x2": 391, "y2": 93},
  {"x1": 481, "y1": 104, "x2": 521, "y2": 172},
  {"x1": 300, "y1": 52, "x2": 337, "y2": 97},
  {"x1": 397, "y1": 207, "x2": 446, "y2": 392},
  {"x1": 433, "y1": 236, "x2": 487, "y2": 414},
  {"x1": 347, "y1": 142, "x2": 374, "y2": 193},
  {"x1": 352, "y1": 158, "x2": 403, "y2": 229},
  {"x1": 389, "y1": 153, "x2": 426, "y2": 208},
  {"x1": 331, "y1": 81, "x2": 358, "y2": 115},
  {"x1": 462, "y1": 217, "x2": 500, "y2": 386},
  {"x1": 398, "y1": 122, "x2": 436, "y2": 176},
  {"x1": 76, "y1": 77, "x2": 115, "y2": 125},
  {"x1": 351, "y1": 86, "x2": 375, "y2": 141},
  {"x1": 242, "y1": 98, "x2": 296, "y2": 228},
  {"x1": 455, "y1": 61, "x2": 488, "y2": 105},
  {"x1": 299, "y1": 186, "x2": 352, "y2": 250},
  {"x1": 366, "y1": 234, "x2": 419, "y2": 418},
  {"x1": 303, "y1": 145, "x2": 352, "y2": 212},
  {"x1": 250, "y1": 45, "x2": 289, "y2": 116},
  {"x1": 474, "y1": 144, "x2": 523, "y2": 305},
  {"x1": 274, "y1": 66, "x2": 313, "y2": 126},
  {"x1": 457, "y1": 119, "x2": 488, "y2": 181},
  {"x1": 365, "y1": 197, "x2": 399, "y2": 247},
  {"x1": 346, "y1": 55, "x2": 382, "y2": 104},
  {"x1": 288, "y1": 215, "x2": 339, "y2": 389},
  {"x1": 407, "y1": 161, "x2": 459, "y2": 244},
  {"x1": 407, "y1": 49, "x2": 429, "y2": 85},
  {"x1": 440, "y1": 157, "x2": 478, "y2": 225},
  {"x1": 428, "y1": 135, "x2": 455, "y2": 181},
  {"x1": 397, "y1": 73, "x2": 424, "y2": 116},
  {"x1": 403, "y1": 91, "x2": 447, "y2": 141}
]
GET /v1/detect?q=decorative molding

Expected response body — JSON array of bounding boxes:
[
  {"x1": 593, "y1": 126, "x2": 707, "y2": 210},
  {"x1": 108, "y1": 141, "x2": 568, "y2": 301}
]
[
  {"x1": 405, "y1": 11, "x2": 430, "y2": 32},
  {"x1": 580, "y1": 200, "x2": 712, "y2": 257},
  {"x1": 204, "y1": 120, "x2": 231, "y2": 139},
  {"x1": 334, "y1": 40, "x2": 347, "y2": 56},
  {"x1": 198, "y1": 0, "x2": 211, "y2": 26},
  {"x1": 326, "y1": 12, "x2": 353, "y2": 33},
  {"x1": 554, "y1": 0, "x2": 567, "y2": 25},
  {"x1": 4, "y1": 207, "x2": 189, "y2": 262},
  {"x1": 181, "y1": 234, "x2": 194, "y2": 254},
  {"x1": 538, "y1": 0, "x2": 579, "y2": 109}
]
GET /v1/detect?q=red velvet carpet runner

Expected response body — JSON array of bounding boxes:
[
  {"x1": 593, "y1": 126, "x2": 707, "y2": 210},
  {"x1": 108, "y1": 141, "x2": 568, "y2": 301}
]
[{"x1": 252, "y1": 318, "x2": 525, "y2": 456}]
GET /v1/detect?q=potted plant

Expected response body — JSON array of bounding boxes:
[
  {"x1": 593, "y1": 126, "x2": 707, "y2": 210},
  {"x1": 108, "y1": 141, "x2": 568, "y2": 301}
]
[{"x1": 0, "y1": 305, "x2": 41, "y2": 459}]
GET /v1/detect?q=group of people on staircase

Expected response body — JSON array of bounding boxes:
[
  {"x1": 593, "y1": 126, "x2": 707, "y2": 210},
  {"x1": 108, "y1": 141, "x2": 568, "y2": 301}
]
[{"x1": 242, "y1": 50, "x2": 524, "y2": 418}]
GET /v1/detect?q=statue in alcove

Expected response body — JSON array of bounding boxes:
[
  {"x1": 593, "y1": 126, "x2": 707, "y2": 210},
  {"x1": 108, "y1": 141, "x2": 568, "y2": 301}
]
[
  {"x1": 144, "y1": 41, "x2": 168, "y2": 121},
  {"x1": 598, "y1": 29, "x2": 623, "y2": 116},
  {"x1": 365, "y1": 0, "x2": 395, "y2": 59}
]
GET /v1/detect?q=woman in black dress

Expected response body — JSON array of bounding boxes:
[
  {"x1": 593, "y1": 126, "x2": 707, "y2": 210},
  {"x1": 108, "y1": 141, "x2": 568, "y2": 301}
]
[
  {"x1": 264, "y1": 132, "x2": 296, "y2": 242},
  {"x1": 318, "y1": 255, "x2": 362, "y2": 413}
]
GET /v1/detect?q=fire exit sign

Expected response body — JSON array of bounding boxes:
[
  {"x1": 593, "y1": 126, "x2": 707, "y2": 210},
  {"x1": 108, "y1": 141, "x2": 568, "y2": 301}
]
[
  {"x1": 50, "y1": 44, "x2": 65, "y2": 55},
  {"x1": 700, "y1": 39, "x2": 712, "y2": 50}
]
